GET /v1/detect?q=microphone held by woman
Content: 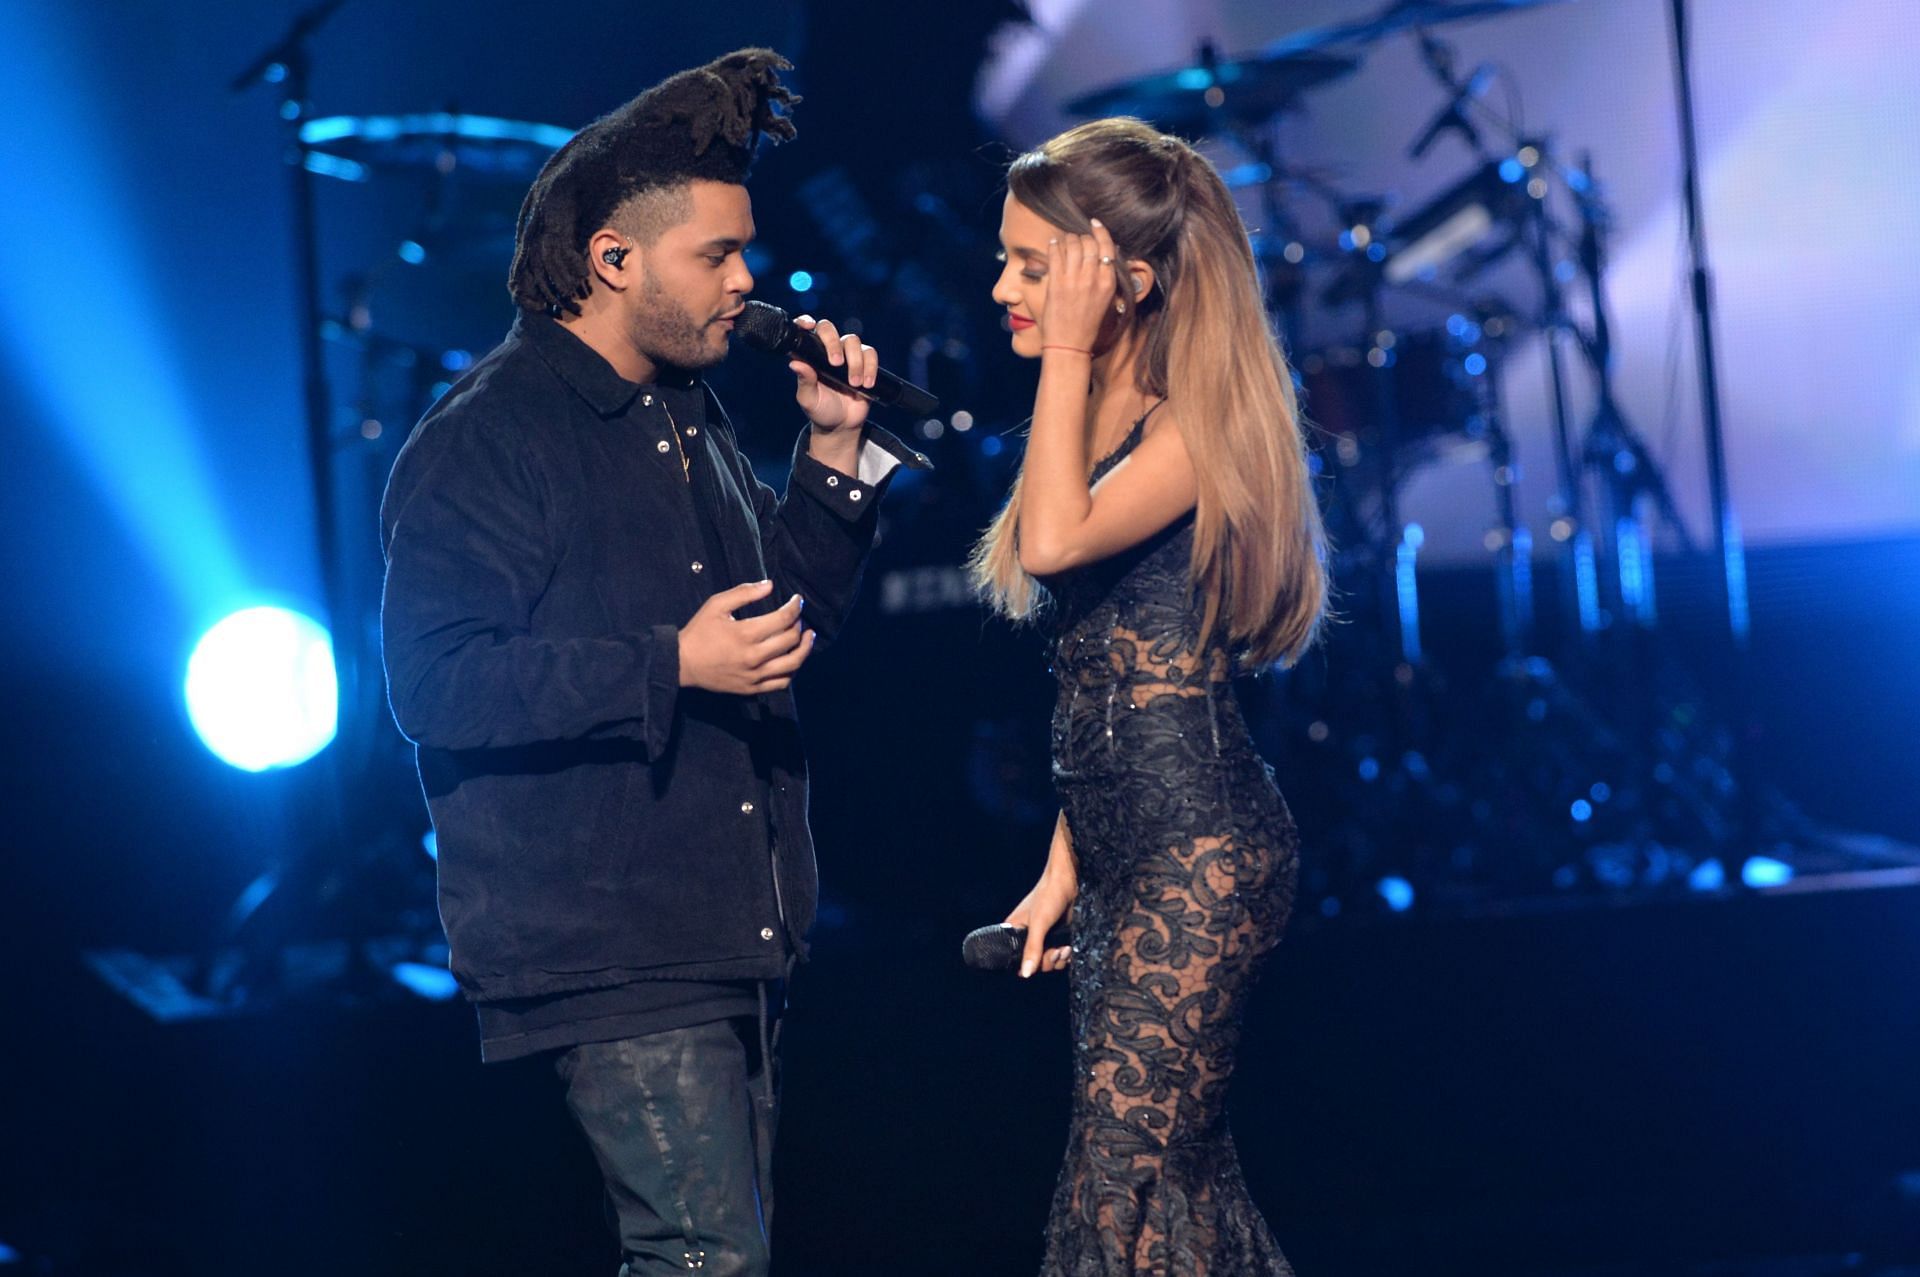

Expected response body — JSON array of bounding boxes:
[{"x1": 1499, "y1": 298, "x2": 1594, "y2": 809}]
[{"x1": 960, "y1": 921, "x2": 1072, "y2": 970}]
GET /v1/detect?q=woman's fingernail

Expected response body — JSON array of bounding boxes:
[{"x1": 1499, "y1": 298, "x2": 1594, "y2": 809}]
[{"x1": 1091, "y1": 218, "x2": 1103, "y2": 227}]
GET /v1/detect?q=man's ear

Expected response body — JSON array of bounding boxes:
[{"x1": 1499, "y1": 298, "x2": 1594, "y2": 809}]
[{"x1": 588, "y1": 228, "x2": 634, "y2": 290}]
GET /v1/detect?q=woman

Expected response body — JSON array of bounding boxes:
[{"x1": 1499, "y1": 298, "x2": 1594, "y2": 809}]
[{"x1": 968, "y1": 118, "x2": 1328, "y2": 1276}]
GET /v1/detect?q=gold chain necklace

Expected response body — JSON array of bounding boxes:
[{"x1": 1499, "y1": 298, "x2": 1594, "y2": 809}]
[{"x1": 659, "y1": 398, "x2": 692, "y2": 483}]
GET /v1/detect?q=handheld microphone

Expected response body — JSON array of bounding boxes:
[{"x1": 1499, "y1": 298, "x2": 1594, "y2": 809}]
[
  {"x1": 735, "y1": 300, "x2": 940, "y2": 418},
  {"x1": 961, "y1": 921, "x2": 1073, "y2": 972}
]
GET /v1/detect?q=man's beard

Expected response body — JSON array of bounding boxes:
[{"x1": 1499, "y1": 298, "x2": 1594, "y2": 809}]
[{"x1": 630, "y1": 267, "x2": 726, "y2": 372}]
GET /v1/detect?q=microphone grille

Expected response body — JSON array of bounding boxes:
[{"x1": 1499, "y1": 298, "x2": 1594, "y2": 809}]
[
  {"x1": 961, "y1": 923, "x2": 1025, "y2": 971},
  {"x1": 734, "y1": 300, "x2": 791, "y2": 352}
]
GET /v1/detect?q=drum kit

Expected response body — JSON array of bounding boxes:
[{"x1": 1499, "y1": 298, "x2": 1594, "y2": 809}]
[
  {"x1": 1059, "y1": 0, "x2": 1782, "y2": 907},
  {"x1": 1064, "y1": 0, "x2": 1656, "y2": 667}
]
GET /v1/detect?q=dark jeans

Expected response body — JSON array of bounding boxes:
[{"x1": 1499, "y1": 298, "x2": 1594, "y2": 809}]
[{"x1": 555, "y1": 1018, "x2": 778, "y2": 1275}]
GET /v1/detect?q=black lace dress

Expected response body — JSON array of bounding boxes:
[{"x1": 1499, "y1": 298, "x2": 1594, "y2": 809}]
[{"x1": 1039, "y1": 412, "x2": 1299, "y2": 1276}]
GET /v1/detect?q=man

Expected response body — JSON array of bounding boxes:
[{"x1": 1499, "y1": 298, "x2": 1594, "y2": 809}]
[{"x1": 380, "y1": 50, "x2": 924, "y2": 1275}]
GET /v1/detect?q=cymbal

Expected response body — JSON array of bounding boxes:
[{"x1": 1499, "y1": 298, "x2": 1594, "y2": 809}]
[
  {"x1": 1265, "y1": 0, "x2": 1569, "y2": 56},
  {"x1": 1065, "y1": 45, "x2": 1359, "y2": 135},
  {"x1": 298, "y1": 113, "x2": 574, "y2": 183}
]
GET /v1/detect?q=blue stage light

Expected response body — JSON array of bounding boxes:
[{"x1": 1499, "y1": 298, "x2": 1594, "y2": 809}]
[
  {"x1": 1571, "y1": 798, "x2": 1594, "y2": 822},
  {"x1": 184, "y1": 607, "x2": 337, "y2": 772},
  {"x1": 981, "y1": 435, "x2": 1005, "y2": 458},
  {"x1": 1741, "y1": 856, "x2": 1795, "y2": 888},
  {"x1": 302, "y1": 151, "x2": 369, "y2": 182},
  {"x1": 1396, "y1": 524, "x2": 1424, "y2": 665},
  {"x1": 390, "y1": 961, "x2": 461, "y2": 1001},
  {"x1": 788, "y1": 270, "x2": 815, "y2": 293},
  {"x1": 397, "y1": 239, "x2": 427, "y2": 265},
  {"x1": 1688, "y1": 858, "x2": 1726, "y2": 891},
  {"x1": 1376, "y1": 876, "x2": 1415, "y2": 912},
  {"x1": 0, "y1": 11, "x2": 245, "y2": 619}
]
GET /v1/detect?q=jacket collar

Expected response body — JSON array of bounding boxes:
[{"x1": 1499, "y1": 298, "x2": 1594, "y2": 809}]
[{"x1": 517, "y1": 310, "x2": 700, "y2": 417}]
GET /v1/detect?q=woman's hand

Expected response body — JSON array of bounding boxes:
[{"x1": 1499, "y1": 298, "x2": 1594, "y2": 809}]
[
  {"x1": 1035, "y1": 219, "x2": 1123, "y2": 354},
  {"x1": 1004, "y1": 814, "x2": 1080, "y2": 978},
  {"x1": 1003, "y1": 878, "x2": 1074, "y2": 979}
]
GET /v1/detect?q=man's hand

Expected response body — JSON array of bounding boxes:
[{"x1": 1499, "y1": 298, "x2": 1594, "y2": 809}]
[
  {"x1": 677, "y1": 580, "x2": 816, "y2": 695},
  {"x1": 788, "y1": 315, "x2": 877, "y2": 434}
]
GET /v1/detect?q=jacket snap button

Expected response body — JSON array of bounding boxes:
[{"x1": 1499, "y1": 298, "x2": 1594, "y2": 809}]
[
  {"x1": 642, "y1": 394, "x2": 653, "y2": 407},
  {"x1": 848, "y1": 489, "x2": 863, "y2": 502},
  {"x1": 691, "y1": 561, "x2": 704, "y2": 574},
  {"x1": 655, "y1": 440, "x2": 671, "y2": 453},
  {"x1": 760, "y1": 927, "x2": 775, "y2": 941},
  {"x1": 826, "y1": 475, "x2": 839, "y2": 487},
  {"x1": 686, "y1": 427, "x2": 698, "y2": 436},
  {"x1": 740, "y1": 801, "x2": 755, "y2": 814}
]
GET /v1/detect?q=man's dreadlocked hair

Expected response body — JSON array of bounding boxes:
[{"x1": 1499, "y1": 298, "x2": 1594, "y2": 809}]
[{"x1": 508, "y1": 48, "x2": 799, "y2": 316}]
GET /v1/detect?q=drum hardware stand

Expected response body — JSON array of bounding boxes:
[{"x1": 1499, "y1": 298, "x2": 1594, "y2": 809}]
[
  {"x1": 1235, "y1": 123, "x2": 1312, "y2": 359},
  {"x1": 1570, "y1": 151, "x2": 1696, "y2": 585},
  {"x1": 1511, "y1": 135, "x2": 1605, "y2": 648},
  {"x1": 1400, "y1": 33, "x2": 1728, "y2": 890},
  {"x1": 1468, "y1": 300, "x2": 1535, "y2": 661}
]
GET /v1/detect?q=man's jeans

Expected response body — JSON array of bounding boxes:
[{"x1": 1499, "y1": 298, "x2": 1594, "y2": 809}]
[{"x1": 555, "y1": 1018, "x2": 777, "y2": 1275}]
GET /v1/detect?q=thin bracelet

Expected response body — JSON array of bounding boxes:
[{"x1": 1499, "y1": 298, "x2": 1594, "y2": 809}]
[{"x1": 1041, "y1": 344, "x2": 1093, "y2": 356}]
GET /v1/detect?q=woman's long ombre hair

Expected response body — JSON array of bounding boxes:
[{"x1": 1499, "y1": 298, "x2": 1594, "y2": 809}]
[{"x1": 968, "y1": 118, "x2": 1328, "y2": 667}]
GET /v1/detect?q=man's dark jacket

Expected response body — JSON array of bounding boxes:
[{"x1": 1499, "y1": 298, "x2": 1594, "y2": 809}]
[{"x1": 380, "y1": 312, "x2": 925, "y2": 1003}]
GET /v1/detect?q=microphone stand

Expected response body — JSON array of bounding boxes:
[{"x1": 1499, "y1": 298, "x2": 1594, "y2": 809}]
[
  {"x1": 232, "y1": 0, "x2": 357, "y2": 770},
  {"x1": 1667, "y1": 0, "x2": 1756, "y2": 880},
  {"x1": 213, "y1": 0, "x2": 393, "y2": 1005}
]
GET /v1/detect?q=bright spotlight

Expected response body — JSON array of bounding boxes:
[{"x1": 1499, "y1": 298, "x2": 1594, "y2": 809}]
[{"x1": 184, "y1": 606, "x2": 338, "y2": 772}]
